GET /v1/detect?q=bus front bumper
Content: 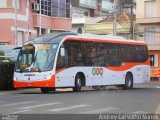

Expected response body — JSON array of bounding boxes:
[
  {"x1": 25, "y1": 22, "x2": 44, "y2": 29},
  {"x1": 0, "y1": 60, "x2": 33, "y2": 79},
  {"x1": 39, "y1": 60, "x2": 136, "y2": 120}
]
[{"x1": 14, "y1": 76, "x2": 55, "y2": 88}]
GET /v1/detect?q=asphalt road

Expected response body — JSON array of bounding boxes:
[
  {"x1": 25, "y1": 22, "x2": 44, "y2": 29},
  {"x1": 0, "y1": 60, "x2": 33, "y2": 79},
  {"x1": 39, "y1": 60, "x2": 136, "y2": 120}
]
[{"x1": 0, "y1": 82, "x2": 160, "y2": 119}]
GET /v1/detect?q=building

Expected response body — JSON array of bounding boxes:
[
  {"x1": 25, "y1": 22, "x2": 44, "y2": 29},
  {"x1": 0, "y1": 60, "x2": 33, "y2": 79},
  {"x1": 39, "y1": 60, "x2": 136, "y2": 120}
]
[
  {"x1": 71, "y1": 0, "x2": 115, "y2": 34},
  {"x1": 85, "y1": 12, "x2": 136, "y2": 39},
  {"x1": 0, "y1": 0, "x2": 72, "y2": 45},
  {"x1": 136, "y1": 0, "x2": 160, "y2": 78},
  {"x1": 72, "y1": 0, "x2": 136, "y2": 37}
]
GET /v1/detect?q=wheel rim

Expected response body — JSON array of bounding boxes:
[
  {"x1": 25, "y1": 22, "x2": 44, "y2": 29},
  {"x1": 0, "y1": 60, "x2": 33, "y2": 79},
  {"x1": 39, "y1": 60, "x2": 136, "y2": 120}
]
[
  {"x1": 77, "y1": 77, "x2": 81, "y2": 87},
  {"x1": 126, "y1": 76, "x2": 132, "y2": 87}
]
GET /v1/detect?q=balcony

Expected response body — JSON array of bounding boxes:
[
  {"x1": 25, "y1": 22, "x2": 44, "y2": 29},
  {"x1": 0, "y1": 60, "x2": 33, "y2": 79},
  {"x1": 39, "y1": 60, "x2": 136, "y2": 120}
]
[
  {"x1": 79, "y1": 0, "x2": 96, "y2": 9},
  {"x1": 101, "y1": 1, "x2": 113, "y2": 12},
  {"x1": 33, "y1": 14, "x2": 72, "y2": 31},
  {"x1": 137, "y1": 17, "x2": 160, "y2": 24},
  {"x1": 72, "y1": 17, "x2": 103, "y2": 24}
]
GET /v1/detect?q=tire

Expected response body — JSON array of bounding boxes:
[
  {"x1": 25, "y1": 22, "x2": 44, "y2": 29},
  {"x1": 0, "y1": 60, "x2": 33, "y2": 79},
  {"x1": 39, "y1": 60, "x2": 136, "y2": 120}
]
[
  {"x1": 40, "y1": 88, "x2": 50, "y2": 93},
  {"x1": 73, "y1": 74, "x2": 82, "y2": 92},
  {"x1": 123, "y1": 73, "x2": 133, "y2": 90}
]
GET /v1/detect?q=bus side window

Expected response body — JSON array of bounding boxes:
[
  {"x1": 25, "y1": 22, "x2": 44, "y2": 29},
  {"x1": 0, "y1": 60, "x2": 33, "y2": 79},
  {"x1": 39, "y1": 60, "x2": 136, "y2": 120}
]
[
  {"x1": 108, "y1": 44, "x2": 121, "y2": 66},
  {"x1": 56, "y1": 45, "x2": 69, "y2": 70}
]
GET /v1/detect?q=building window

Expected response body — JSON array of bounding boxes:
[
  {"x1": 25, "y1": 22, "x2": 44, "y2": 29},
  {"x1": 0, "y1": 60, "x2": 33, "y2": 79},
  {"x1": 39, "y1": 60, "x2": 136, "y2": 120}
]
[
  {"x1": 35, "y1": 0, "x2": 70, "y2": 18},
  {"x1": 144, "y1": 27, "x2": 155, "y2": 45},
  {"x1": 0, "y1": 42, "x2": 8, "y2": 45},
  {"x1": 66, "y1": 0, "x2": 71, "y2": 18},
  {"x1": 40, "y1": 0, "x2": 51, "y2": 16},
  {"x1": 145, "y1": 0, "x2": 155, "y2": 17},
  {"x1": 59, "y1": 0, "x2": 66, "y2": 17},
  {"x1": 0, "y1": 0, "x2": 7, "y2": 8},
  {"x1": 84, "y1": 12, "x2": 89, "y2": 16},
  {"x1": 17, "y1": 31, "x2": 23, "y2": 45},
  {"x1": 52, "y1": 0, "x2": 58, "y2": 17},
  {"x1": 12, "y1": 0, "x2": 20, "y2": 9}
]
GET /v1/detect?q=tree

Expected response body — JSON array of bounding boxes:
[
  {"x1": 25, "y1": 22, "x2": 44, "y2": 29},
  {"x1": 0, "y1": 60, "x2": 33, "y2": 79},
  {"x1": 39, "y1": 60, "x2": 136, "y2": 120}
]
[{"x1": 0, "y1": 51, "x2": 5, "y2": 60}]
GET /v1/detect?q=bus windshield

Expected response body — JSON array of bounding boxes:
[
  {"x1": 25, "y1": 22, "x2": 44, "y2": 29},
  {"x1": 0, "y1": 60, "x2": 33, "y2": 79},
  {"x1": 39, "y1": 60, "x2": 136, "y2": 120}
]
[{"x1": 15, "y1": 44, "x2": 58, "y2": 72}]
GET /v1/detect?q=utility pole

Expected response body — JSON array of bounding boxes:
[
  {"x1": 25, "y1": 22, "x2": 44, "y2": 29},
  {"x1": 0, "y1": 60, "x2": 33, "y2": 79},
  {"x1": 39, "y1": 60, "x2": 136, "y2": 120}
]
[
  {"x1": 113, "y1": 0, "x2": 118, "y2": 36},
  {"x1": 39, "y1": 0, "x2": 42, "y2": 36},
  {"x1": 14, "y1": 0, "x2": 18, "y2": 45},
  {"x1": 130, "y1": 0, "x2": 134, "y2": 39},
  {"x1": 27, "y1": 0, "x2": 30, "y2": 41}
]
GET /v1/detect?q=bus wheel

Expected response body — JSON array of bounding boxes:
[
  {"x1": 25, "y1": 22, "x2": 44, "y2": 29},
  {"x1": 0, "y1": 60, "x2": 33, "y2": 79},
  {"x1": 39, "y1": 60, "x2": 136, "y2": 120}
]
[
  {"x1": 41, "y1": 88, "x2": 50, "y2": 93},
  {"x1": 123, "y1": 73, "x2": 133, "y2": 90},
  {"x1": 73, "y1": 74, "x2": 82, "y2": 92}
]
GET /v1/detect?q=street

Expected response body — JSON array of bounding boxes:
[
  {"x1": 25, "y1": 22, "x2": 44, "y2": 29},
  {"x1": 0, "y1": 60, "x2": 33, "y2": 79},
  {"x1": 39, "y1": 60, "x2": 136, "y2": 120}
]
[{"x1": 0, "y1": 82, "x2": 160, "y2": 115}]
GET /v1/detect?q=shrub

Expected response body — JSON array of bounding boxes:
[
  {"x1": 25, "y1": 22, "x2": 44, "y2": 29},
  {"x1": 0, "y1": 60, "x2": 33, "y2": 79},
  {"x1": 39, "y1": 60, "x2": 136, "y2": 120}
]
[
  {"x1": 0, "y1": 61, "x2": 15, "y2": 90},
  {"x1": 0, "y1": 51, "x2": 5, "y2": 60}
]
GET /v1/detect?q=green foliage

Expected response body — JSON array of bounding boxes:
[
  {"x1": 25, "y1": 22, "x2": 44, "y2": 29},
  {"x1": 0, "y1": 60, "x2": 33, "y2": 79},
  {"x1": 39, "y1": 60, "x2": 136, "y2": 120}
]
[
  {"x1": 0, "y1": 61, "x2": 15, "y2": 90},
  {"x1": 0, "y1": 51, "x2": 4, "y2": 56},
  {"x1": 0, "y1": 51, "x2": 5, "y2": 60}
]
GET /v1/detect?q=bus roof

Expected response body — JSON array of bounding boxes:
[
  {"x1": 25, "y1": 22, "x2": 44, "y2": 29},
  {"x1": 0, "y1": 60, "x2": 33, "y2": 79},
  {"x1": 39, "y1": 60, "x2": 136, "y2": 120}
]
[
  {"x1": 25, "y1": 32, "x2": 146, "y2": 45},
  {"x1": 25, "y1": 32, "x2": 77, "y2": 45},
  {"x1": 75, "y1": 34, "x2": 146, "y2": 44}
]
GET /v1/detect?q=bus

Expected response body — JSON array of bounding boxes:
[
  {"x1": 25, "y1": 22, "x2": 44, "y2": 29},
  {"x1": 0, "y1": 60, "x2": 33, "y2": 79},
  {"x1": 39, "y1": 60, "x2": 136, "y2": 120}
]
[{"x1": 14, "y1": 32, "x2": 150, "y2": 93}]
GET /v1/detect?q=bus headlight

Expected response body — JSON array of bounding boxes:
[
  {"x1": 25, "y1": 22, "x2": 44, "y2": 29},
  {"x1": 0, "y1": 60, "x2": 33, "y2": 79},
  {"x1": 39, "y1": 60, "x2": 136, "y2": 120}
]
[{"x1": 14, "y1": 77, "x2": 17, "y2": 81}]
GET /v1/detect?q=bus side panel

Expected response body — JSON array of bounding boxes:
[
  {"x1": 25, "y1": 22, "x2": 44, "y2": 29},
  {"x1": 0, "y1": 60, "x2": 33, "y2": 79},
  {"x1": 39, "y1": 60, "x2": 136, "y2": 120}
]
[
  {"x1": 132, "y1": 65, "x2": 150, "y2": 84},
  {"x1": 55, "y1": 67, "x2": 77, "y2": 87},
  {"x1": 144, "y1": 65, "x2": 150, "y2": 82},
  {"x1": 55, "y1": 65, "x2": 150, "y2": 88},
  {"x1": 55, "y1": 67, "x2": 125, "y2": 87}
]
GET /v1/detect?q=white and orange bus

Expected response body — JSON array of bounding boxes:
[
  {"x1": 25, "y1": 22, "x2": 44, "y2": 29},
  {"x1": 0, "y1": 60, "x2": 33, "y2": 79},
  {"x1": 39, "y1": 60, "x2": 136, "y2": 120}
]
[{"x1": 14, "y1": 33, "x2": 150, "y2": 93}]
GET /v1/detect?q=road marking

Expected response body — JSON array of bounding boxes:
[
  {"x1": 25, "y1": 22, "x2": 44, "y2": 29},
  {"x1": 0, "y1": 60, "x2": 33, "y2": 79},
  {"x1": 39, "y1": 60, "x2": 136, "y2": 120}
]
[
  {"x1": 18, "y1": 102, "x2": 61, "y2": 110},
  {"x1": 48, "y1": 104, "x2": 90, "y2": 112},
  {"x1": 81, "y1": 107, "x2": 119, "y2": 114},
  {"x1": 9, "y1": 110, "x2": 30, "y2": 114},
  {"x1": 0, "y1": 101, "x2": 37, "y2": 107},
  {"x1": 155, "y1": 103, "x2": 160, "y2": 114}
]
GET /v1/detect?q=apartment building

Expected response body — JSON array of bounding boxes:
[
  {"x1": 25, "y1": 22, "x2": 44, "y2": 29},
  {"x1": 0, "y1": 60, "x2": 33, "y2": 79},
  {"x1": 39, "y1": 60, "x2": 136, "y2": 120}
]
[
  {"x1": 0, "y1": 0, "x2": 72, "y2": 45},
  {"x1": 136, "y1": 0, "x2": 160, "y2": 77},
  {"x1": 71, "y1": 0, "x2": 115, "y2": 34}
]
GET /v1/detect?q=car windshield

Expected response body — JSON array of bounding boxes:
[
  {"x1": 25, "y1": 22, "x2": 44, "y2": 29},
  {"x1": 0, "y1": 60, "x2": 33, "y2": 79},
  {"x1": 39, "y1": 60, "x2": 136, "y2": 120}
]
[{"x1": 15, "y1": 44, "x2": 58, "y2": 72}]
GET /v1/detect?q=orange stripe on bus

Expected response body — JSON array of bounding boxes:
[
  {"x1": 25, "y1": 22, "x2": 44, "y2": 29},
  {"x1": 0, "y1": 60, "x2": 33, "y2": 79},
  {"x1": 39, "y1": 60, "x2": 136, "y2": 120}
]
[
  {"x1": 14, "y1": 75, "x2": 55, "y2": 88},
  {"x1": 56, "y1": 68, "x2": 66, "y2": 74},
  {"x1": 106, "y1": 59, "x2": 150, "y2": 71},
  {"x1": 64, "y1": 36, "x2": 146, "y2": 46}
]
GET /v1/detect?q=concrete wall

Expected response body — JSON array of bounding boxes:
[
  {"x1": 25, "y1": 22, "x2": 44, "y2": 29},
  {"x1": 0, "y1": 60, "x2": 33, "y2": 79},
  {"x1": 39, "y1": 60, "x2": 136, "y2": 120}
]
[{"x1": 136, "y1": 0, "x2": 160, "y2": 18}]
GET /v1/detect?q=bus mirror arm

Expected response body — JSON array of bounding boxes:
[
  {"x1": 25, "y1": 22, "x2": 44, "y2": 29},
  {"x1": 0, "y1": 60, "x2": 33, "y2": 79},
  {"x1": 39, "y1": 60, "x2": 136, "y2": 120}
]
[{"x1": 13, "y1": 47, "x2": 22, "y2": 50}]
